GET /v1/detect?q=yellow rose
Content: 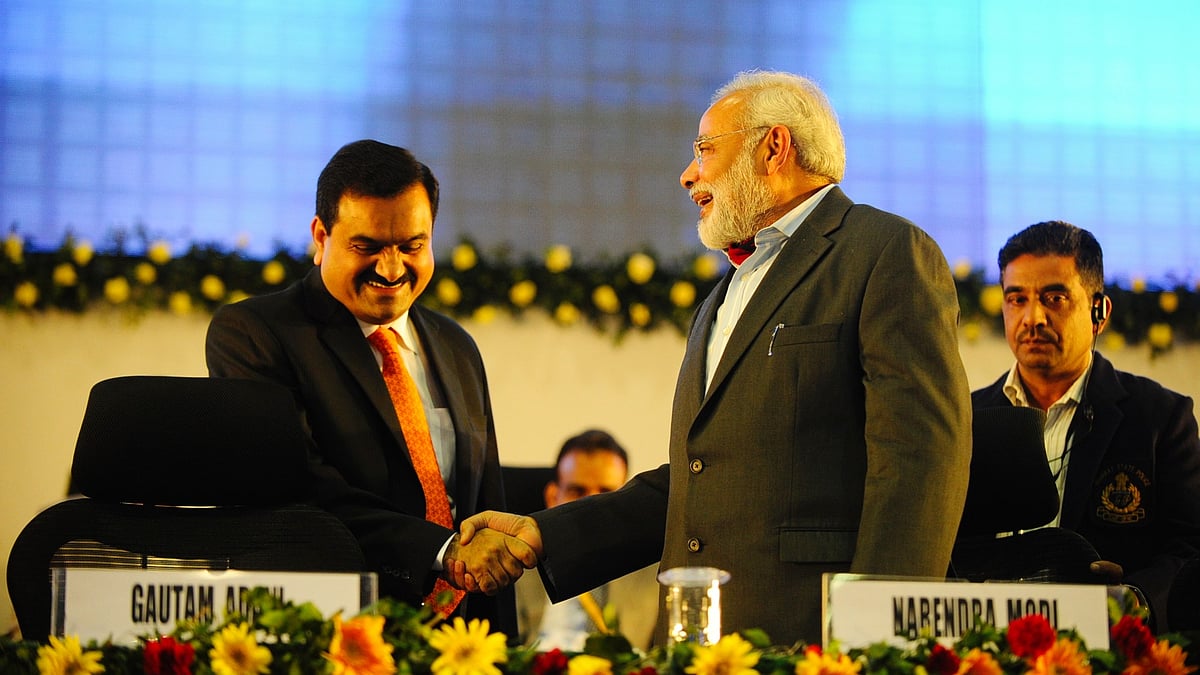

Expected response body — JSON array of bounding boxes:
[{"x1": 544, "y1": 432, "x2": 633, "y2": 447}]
[
  {"x1": 200, "y1": 274, "x2": 226, "y2": 301},
  {"x1": 452, "y1": 243, "x2": 478, "y2": 271},
  {"x1": 14, "y1": 281, "x2": 38, "y2": 308},
  {"x1": 692, "y1": 253, "x2": 722, "y2": 280},
  {"x1": 1102, "y1": 331, "x2": 1125, "y2": 352},
  {"x1": 545, "y1": 244, "x2": 572, "y2": 273},
  {"x1": 554, "y1": 302, "x2": 580, "y2": 326},
  {"x1": 437, "y1": 278, "x2": 462, "y2": 306},
  {"x1": 134, "y1": 261, "x2": 157, "y2": 285},
  {"x1": 168, "y1": 291, "x2": 192, "y2": 315},
  {"x1": 147, "y1": 240, "x2": 172, "y2": 265},
  {"x1": 509, "y1": 279, "x2": 537, "y2": 307},
  {"x1": 104, "y1": 277, "x2": 131, "y2": 304},
  {"x1": 1131, "y1": 276, "x2": 1146, "y2": 293},
  {"x1": 670, "y1": 280, "x2": 696, "y2": 308},
  {"x1": 592, "y1": 285, "x2": 620, "y2": 314},
  {"x1": 53, "y1": 263, "x2": 78, "y2": 287},
  {"x1": 4, "y1": 234, "x2": 22, "y2": 264},
  {"x1": 72, "y1": 240, "x2": 94, "y2": 266},
  {"x1": 953, "y1": 258, "x2": 972, "y2": 280},
  {"x1": 960, "y1": 320, "x2": 981, "y2": 342},
  {"x1": 1159, "y1": 291, "x2": 1179, "y2": 314},
  {"x1": 629, "y1": 303, "x2": 651, "y2": 327},
  {"x1": 1148, "y1": 322, "x2": 1172, "y2": 349},
  {"x1": 626, "y1": 252, "x2": 655, "y2": 284},
  {"x1": 979, "y1": 284, "x2": 1004, "y2": 316},
  {"x1": 261, "y1": 260, "x2": 286, "y2": 285},
  {"x1": 472, "y1": 305, "x2": 498, "y2": 324}
]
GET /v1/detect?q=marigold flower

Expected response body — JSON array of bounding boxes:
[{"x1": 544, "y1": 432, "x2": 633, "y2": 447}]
[
  {"x1": 692, "y1": 253, "x2": 722, "y2": 280},
  {"x1": 955, "y1": 647, "x2": 1002, "y2": 675},
  {"x1": 1006, "y1": 614, "x2": 1056, "y2": 659},
  {"x1": 670, "y1": 280, "x2": 696, "y2": 308},
  {"x1": 1122, "y1": 638, "x2": 1197, "y2": 675},
  {"x1": 567, "y1": 654, "x2": 613, "y2": 675},
  {"x1": 452, "y1": 243, "x2": 478, "y2": 271},
  {"x1": 960, "y1": 320, "x2": 982, "y2": 342},
  {"x1": 1026, "y1": 637, "x2": 1089, "y2": 675},
  {"x1": 104, "y1": 277, "x2": 131, "y2": 304},
  {"x1": 147, "y1": 240, "x2": 172, "y2": 265},
  {"x1": 1159, "y1": 290, "x2": 1179, "y2": 314},
  {"x1": 545, "y1": 245, "x2": 572, "y2": 273},
  {"x1": 36, "y1": 634, "x2": 105, "y2": 675},
  {"x1": 554, "y1": 302, "x2": 580, "y2": 326},
  {"x1": 472, "y1": 305, "x2": 498, "y2": 324},
  {"x1": 53, "y1": 262, "x2": 78, "y2": 287},
  {"x1": 72, "y1": 240, "x2": 94, "y2": 266},
  {"x1": 169, "y1": 291, "x2": 193, "y2": 316},
  {"x1": 4, "y1": 233, "x2": 23, "y2": 263},
  {"x1": 686, "y1": 633, "x2": 760, "y2": 675},
  {"x1": 200, "y1": 274, "x2": 226, "y2": 301},
  {"x1": 592, "y1": 285, "x2": 620, "y2": 314},
  {"x1": 209, "y1": 622, "x2": 271, "y2": 675},
  {"x1": 428, "y1": 617, "x2": 507, "y2": 675},
  {"x1": 325, "y1": 613, "x2": 396, "y2": 675},
  {"x1": 437, "y1": 278, "x2": 463, "y2": 306},
  {"x1": 14, "y1": 280, "x2": 39, "y2": 308},
  {"x1": 953, "y1": 258, "x2": 972, "y2": 280},
  {"x1": 261, "y1": 260, "x2": 286, "y2": 285},
  {"x1": 1102, "y1": 332, "x2": 1125, "y2": 352},
  {"x1": 629, "y1": 302, "x2": 651, "y2": 327},
  {"x1": 1132, "y1": 276, "x2": 1146, "y2": 293},
  {"x1": 794, "y1": 647, "x2": 860, "y2": 675},
  {"x1": 626, "y1": 252, "x2": 655, "y2": 284},
  {"x1": 979, "y1": 284, "x2": 1003, "y2": 316},
  {"x1": 135, "y1": 261, "x2": 158, "y2": 285},
  {"x1": 144, "y1": 635, "x2": 195, "y2": 675},
  {"x1": 1111, "y1": 615, "x2": 1154, "y2": 661},
  {"x1": 1148, "y1": 323, "x2": 1172, "y2": 349},
  {"x1": 509, "y1": 279, "x2": 538, "y2": 307}
]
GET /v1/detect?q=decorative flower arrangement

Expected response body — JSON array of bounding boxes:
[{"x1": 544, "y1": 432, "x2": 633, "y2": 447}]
[
  {"x1": 1, "y1": 589, "x2": 1195, "y2": 675},
  {"x1": 2, "y1": 229, "x2": 1197, "y2": 352}
]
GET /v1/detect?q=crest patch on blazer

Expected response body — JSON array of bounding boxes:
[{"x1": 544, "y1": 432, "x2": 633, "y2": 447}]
[{"x1": 1095, "y1": 464, "x2": 1149, "y2": 524}]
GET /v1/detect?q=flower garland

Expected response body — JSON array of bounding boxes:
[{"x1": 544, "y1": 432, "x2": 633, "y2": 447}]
[
  {"x1": 2, "y1": 230, "x2": 1197, "y2": 353},
  {"x1": 0, "y1": 589, "x2": 1194, "y2": 675}
]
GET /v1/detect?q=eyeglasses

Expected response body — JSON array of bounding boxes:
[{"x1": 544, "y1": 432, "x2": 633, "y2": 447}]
[{"x1": 692, "y1": 126, "x2": 770, "y2": 167}]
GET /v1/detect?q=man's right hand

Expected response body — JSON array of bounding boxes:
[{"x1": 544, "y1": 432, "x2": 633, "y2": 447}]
[
  {"x1": 442, "y1": 526, "x2": 539, "y2": 595},
  {"x1": 449, "y1": 511, "x2": 544, "y2": 592}
]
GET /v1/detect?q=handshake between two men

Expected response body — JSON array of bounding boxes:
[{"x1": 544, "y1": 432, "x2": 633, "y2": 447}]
[{"x1": 442, "y1": 511, "x2": 544, "y2": 595}]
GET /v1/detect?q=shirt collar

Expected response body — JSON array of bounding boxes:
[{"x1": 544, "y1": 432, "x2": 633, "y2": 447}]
[
  {"x1": 1002, "y1": 356, "x2": 1092, "y2": 409},
  {"x1": 358, "y1": 311, "x2": 417, "y2": 354},
  {"x1": 758, "y1": 183, "x2": 837, "y2": 243}
]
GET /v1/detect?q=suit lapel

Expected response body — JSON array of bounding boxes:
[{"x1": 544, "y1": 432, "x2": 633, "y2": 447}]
[
  {"x1": 674, "y1": 273, "x2": 728, "y2": 420},
  {"x1": 1060, "y1": 355, "x2": 1126, "y2": 527}
]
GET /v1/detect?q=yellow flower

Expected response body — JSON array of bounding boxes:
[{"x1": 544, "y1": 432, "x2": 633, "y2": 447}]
[
  {"x1": 1122, "y1": 638, "x2": 1197, "y2": 675},
  {"x1": 428, "y1": 617, "x2": 507, "y2": 675},
  {"x1": 452, "y1": 243, "x2": 478, "y2": 271},
  {"x1": 1159, "y1": 291, "x2": 1179, "y2": 313},
  {"x1": 953, "y1": 258, "x2": 972, "y2": 280},
  {"x1": 626, "y1": 252, "x2": 655, "y2": 284},
  {"x1": 509, "y1": 279, "x2": 537, "y2": 307},
  {"x1": 960, "y1": 320, "x2": 982, "y2": 342},
  {"x1": 554, "y1": 302, "x2": 580, "y2": 326},
  {"x1": 104, "y1": 277, "x2": 131, "y2": 304},
  {"x1": 629, "y1": 302, "x2": 651, "y2": 327},
  {"x1": 72, "y1": 240, "x2": 94, "y2": 266},
  {"x1": 472, "y1": 305, "x2": 498, "y2": 324},
  {"x1": 693, "y1": 253, "x2": 722, "y2": 280},
  {"x1": 979, "y1": 284, "x2": 1004, "y2": 316},
  {"x1": 35, "y1": 634, "x2": 105, "y2": 675},
  {"x1": 795, "y1": 648, "x2": 860, "y2": 675},
  {"x1": 1102, "y1": 331, "x2": 1126, "y2": 352},
  {"x1": 147, "y1": 240, "x2": 172, "y2": 265},
  {"x1": 568, "y1": 654, "x2": 613, "y2": 675},
  {"x1": 670, "y1": 280, "x2": 697, "y2": 308},
  {"x1": 4, "y1": 233, "x2": 23, "y2": 264},
  {"x1": 545, "y1": 244, "x2": 572, "y2": 273},
  {"x1": 134, "y1": 261, "x2": 157, "y2": 285},
  {"x1": 955, "y1": 648, "x2": 1002, "y2": 675},
  {"x1": 1132, "y1": 276, "x2": 1146, "y2": 293},
  {"x1": 1027, "y1": 637, "x2": 1089, "y2": 675},
  {"x1": 437, "y1": 278, "x2": 463, "y2": 306},
  {"x1": 1148, "y1": 322, "x2": 1173, "y2": 349},
  {"x1": 209, "y1": 622, "x2": 272, "y2": 675},
  {"x1": 201, "y1": 274, "x2": 226, "y2": 301},
  {"x1": 592, "y1": 285, "x2": 620, "y2": 314},
  {"x1": 262, "y1": 260, "x2": 286, "y2": 285},
  {"x1": 14, "y1": 281, "x2": 39, "y2": 308},
  {"x1": 53, "y1": 263, "x2": 78, "y2": 287},
  {"x1": 686, "y1": 633, "x2": 760, "y2": 675},
  {"x1": 169, "y1": 291, "x2": 193, "y2": 316},
  {"x1": 325, "y1": 613, "x2": 396, "y2": 675}
]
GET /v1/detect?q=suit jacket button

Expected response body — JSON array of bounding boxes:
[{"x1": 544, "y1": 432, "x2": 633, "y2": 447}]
[
  {"x1": 687, "y1": 537, "x2": 702, "y2": 552},
  {"x1": 690, "y1": 458, "x2": 704, "y2": 473}
]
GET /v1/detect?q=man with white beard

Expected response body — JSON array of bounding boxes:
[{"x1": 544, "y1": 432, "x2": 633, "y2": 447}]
[{"x1": 458, "y1": 70, "x2": 972, "y2": 646}]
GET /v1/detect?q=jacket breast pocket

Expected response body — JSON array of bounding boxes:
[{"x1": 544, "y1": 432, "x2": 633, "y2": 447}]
[
  {"x1": 779, "y1": 528, "x2": 857, "y2": 564},
  {"x1": 770, "y1": 322, "x2": 841, "y2": 349}
]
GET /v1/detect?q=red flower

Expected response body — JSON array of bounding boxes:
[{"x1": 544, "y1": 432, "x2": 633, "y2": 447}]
[
  {"x1": 1112, "y1": 615, "x2": 1155, "y2": 661},
  {"x1": 631, "y1": 667, "x2": 658, "y2": 675},
  {"x1": 144, "y1": 635, "x2": 195, "y2": 675},
  {"x1": 531, "y1": 648, "x2": 570, "y2": 675},
  {"x1": 927, "y1": 643, "x2": 961, "y2": 675},
  {"x1": 1006, "y1": 614, "x2": 1057, "y2": 659}
]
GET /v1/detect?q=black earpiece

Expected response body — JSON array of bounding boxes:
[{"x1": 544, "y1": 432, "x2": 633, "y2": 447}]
[{"x1": 1091, "y1": 293, "x2": 1109, "y2": 325}]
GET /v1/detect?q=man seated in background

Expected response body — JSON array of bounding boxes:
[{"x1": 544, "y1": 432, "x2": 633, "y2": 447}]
[
  {"x1": 515, "y1": 429, "x2": 659, "y2": 650},
  {"x1": 973, "y1": 220, "x2": 1200, "y2": 631}
]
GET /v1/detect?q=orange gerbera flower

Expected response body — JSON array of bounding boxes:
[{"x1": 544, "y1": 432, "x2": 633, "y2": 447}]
[
  {"x1": 325, "y1": 613, "x2": 396, "y2": 675},
  {"x1": 1027, "y1": 637, "x2": 1091, "y2": 675},
  {"x1": 956, "y1": 648, "x2": 1002, "y2": 675},
  {"x1": 1123, "y1": 639, "x2": 1198, "y2": 675}
]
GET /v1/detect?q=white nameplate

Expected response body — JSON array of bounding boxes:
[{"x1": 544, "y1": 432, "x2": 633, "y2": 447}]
[
  {"x1": 51, "y1": 568, "x2": 377, "y2": 645},
  {"x1": 823, "y1": 574, "x2": 1110, "y2": 650}
]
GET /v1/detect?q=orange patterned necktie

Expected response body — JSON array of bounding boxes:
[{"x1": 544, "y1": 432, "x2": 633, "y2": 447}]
[{"x1": 367, "y1": 327, "x2": 464, "y2": 616}]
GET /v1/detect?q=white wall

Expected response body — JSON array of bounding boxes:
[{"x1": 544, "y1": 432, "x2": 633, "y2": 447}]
[{"x1": 2, "y1": 311, "x2": 1197, "y2": 636}]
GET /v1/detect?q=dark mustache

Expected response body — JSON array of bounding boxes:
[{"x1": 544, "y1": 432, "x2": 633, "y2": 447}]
[
  {"x1": 1020, "y1": 326, "x2": 1058, "y2": 342},
  {"x1": 357, "y1": 269, "x2": 412, "y2": 287}
]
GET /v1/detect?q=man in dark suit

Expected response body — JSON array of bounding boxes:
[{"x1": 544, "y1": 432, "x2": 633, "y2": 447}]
[
  {"x1": 972, "y1": 220, "x2": 1200, "y2": 631},
  {"x1": 459, "y1": 70, "x2": 973, "y2": 645},
  {"x1": 206, "y1": 140, "x2": 535, "y2": 634}
]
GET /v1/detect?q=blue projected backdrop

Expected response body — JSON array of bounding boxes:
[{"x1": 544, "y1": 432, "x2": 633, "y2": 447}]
[{"x1": 1, "y1": 0, "x2": 1196, "y2": 284}]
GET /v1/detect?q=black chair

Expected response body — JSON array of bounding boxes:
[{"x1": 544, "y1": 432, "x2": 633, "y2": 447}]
[
  {"x1": 950, "y1": 406, "x2": 1101, "y2": 584},
  {"x1": 501, "y1": 465, "x2": 556, "y2": 515},
  {"x1": 7, "y1": 376, "x2": 366, "y2": 641}
]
